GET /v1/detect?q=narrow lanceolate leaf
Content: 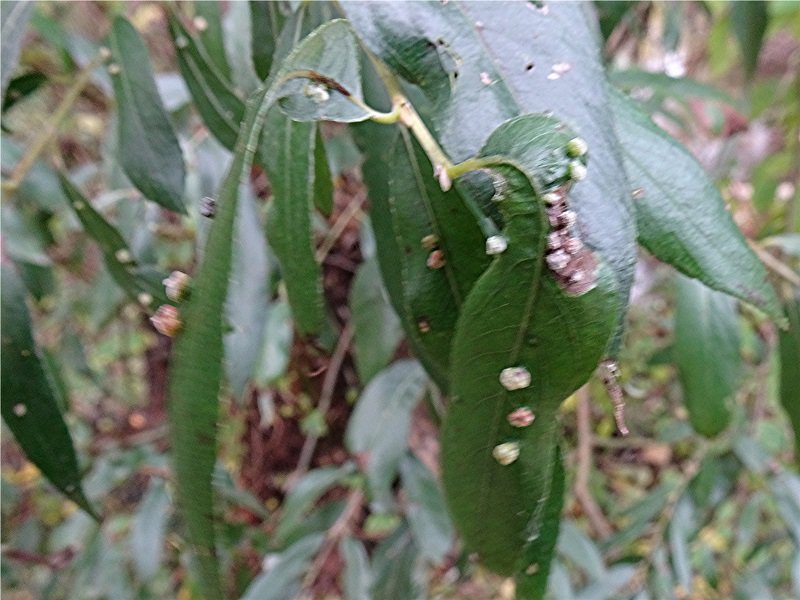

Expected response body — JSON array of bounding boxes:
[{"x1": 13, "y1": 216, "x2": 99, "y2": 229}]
[
  {"x1": 108, "y1": 17, "x2": 185, "y2": 213},
  {"x1": 59, "y1": 174, "x2": 169, "y2": 307},
  {"x1": 167, "y1": 93, "x2": 263, "y2": 600},
  {"x1": 357, "y1": 122, "x2": 489, "y2": 390},
  {"x1": 313, "y1": 127, "x2": 333, "y2": 215},
  {"x1": 609, "y1": 87, "x2": 784, "y2": 325},
  {"x1": 675, "y1": 276, "x2": 740, "y2": 437},
  {"x1": 340, "y1": 537, "x2": 372, "y2": 600},
  {"x1": 1, "y1": 265, "x2": 98, "y2": 520},
  {"x1": 240, "y1": 534, "x2": 325, "y2": 600},
  {"x1": 345, "y1": 360, "x2": 428, "y2": 509},
  {"x1": 344, "y1": 1, "x2": 637, "y2": 351},
  {"x1": 274, "y1": 19, "x2": 371, "y2": 123},
  {"x1": 192, "y1": 0, "x2": 232, "y2": 82},
  {"x1": 222, "y1": 0, "x2": 262, "y2": 95},
  {"x1": 443, "y1": 115, "x2": 618, "y2": 575},
  {"x1": 167, "y1": 22, "x2": 372, "y2": 596},
  {"x1": 224, "y1": 182, "x2": 270, "y2": 399},
  {"x1": 263, "y1": 111, "x2": 325, "y2": 334},
  {"x1": 730, "y1": 0, "x2": 769, "y2": 80},
  {"x1": 168, "y1": 11, "x2": 245, "y2": 150},
  {"x1": 262, "y1": 18, "x2": 370, "y2": 334},
  {"x1": 130, "y1": 478, "x2": 171, "y2": 580},
  {"x1": 250, "y1": 0, "x2": 288, "y2": 80},
  {"x1": 779, "y1": 296, "x2": 800, "y2": 463},
  {"x1": 514, "y1": 447, "x2": 565, "y2": 599},
  {"x1": 350, "y1": 258, "x2": 403, "y2": 384},
  {"x1": 399, "y1": 454, "x2": 455, "y2": 564}
]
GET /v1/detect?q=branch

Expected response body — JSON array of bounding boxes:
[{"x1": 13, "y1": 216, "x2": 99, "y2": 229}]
[
  {"x1": 297, "y1": 487, "x2": 364, "y2": 596},
  {"x1": 574, "y1": 385, "x2": 613, "y2": 539},
  {"x1": 2, "y1": 50, "x2": 108, "y2": 194},
  {"x1": 286, "y1": 323, "x2": 355, "y2": 491}
]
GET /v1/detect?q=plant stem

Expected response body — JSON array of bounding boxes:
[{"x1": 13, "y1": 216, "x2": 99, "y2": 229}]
[
  {"x1": 286, "y1": 323, "x2": 355, "y2": 491},
  {"x1": 3, "y1": 51, "x2": 107, "y2": 195}
]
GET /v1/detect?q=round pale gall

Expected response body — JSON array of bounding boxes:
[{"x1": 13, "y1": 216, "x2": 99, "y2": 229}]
[
  {"x1": 485, "y1": 235, "x2": 508, "y2": 255},
  {"x1": 569, "y1": 160, "x2": 587, "y2": 181},
  {"x1": 499, "y1": 366, "x2": 531, "y2": 391},
  {"x1": 150, "y1": 305, "x2": 182, "y2": 337},
  {"x1": 163, "y1": 270, "x2": 191, "y2": 302},
  {"x1": 492, "y1": 442, "x2": 520, "y2": 465},
  {"x1": 507, "y1": 407, "x2": 536, "y2": 428},
  {"x1": 566, "y1": 137, "x2": 588, "y2": 157}
]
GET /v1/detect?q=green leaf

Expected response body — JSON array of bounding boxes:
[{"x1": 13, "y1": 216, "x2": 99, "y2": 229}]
[
  {"x1": 370, "y1": 526, "x2": 425, "y2": 600},
  {"x1": 167, "y1": 22, "x2": 373, "y2": 595},
  {"x1": 253, "y1": 299, "x2": 293, "y2": 386},
  {"x1": 1, "y1": 1, "x2": 34, "y2": 98},
  {"x1": 263, "y1": 112, "x2": 325, "y2": 334},
  {"x1": 356, "y1": 122, "x2": 489, "y2": 390},
  {"x1": 224, "y1": 180, "x2": 271, "y2": 399},
  {"x1": 273, "y1": 463, "x2": 355, "y2": 545},
  {"x1": 443, "y1": 115, "x2": 618, "y2": 574},
  {"x1": 274, "y1": 19, "x2": 371, "y2": 123},
  {"x1": 167, "y1": 93, "x2": 263, "y2": 600},
  {"x1": 609, "y1": 87, "x2": 784, "y2": 324},
  {"x1": 1, "y1": 136, "x2": 68, "y2": 213},
  {"x1": 222, "y1": 0, "x2": 261, "y2": 95},
  {"x1": 1, "y1": 265, "x2": 98, "y2": 520},
  {"x1": 58, "y1": 174, "x2": 169, "y2": 307},
  {"x1": 344, "y1": 1, "x2": 637, "y2": 349},
  {"x1": 399, "y1": 454, "x2": 454, "y2": 564},
  {"x1": 108, "y1": 16, "x2": 186, "y2": 213},
  {"x1": 779, "y1": 296, "x2": 800, "y2": 463},
  {"x1": 250, "y1": 0, "x2": 288, "y2": 80},
  {"x1": 313, "y1": 126, "x2": 333, "y2": 215},
  {"x1": 1, "y1": 204, "x2": 52, "y2": 267},
  {"x1": 349, "y1": 258, "x2": 403, "y2": 384},
  {"x1": 609, "y1": 68, "x2": 738, "y2": 107},
  {"x1": 557, "y1": 520, "x2": 606, "y2": 581},
  {"x1": 675, "y1": 275, "x2": 741, "y2": 437},
  {"x1": 515, "y1": 447, "x2": 565, "y2": 599},
  {"x1": 730, "y1": 1, "x2": 769, "y2": 80},
  {"x1": 3, "y1": 70, "x2": 47, "y2": 114},
  {"x1": 193, "y1": 0, "x2": 232, "y2": 83},
  {"x1": 345, "y1": 360, "x2": 428, "y2": 509},
  {"x1": 240, "y1": 534, "x2": 325, "y2": 600},
  {"x1": 340, "y1": 537, "x2": 372, "y2": 600},
  {"x1": 130, "y1": 478, "x2": 171, "y2": 580},
  {"x1": 254, "y1": 7, "x2": 341, "y2": 337},
  {"x1": 168, "y1": 11, "x2": 245, "y2": 150},
  {"x1": 595, "y1": 1, "x2": 636, "y2": 42},
  {"x1": 668, "y1": 494, "x2": 696, "y2": 591}
]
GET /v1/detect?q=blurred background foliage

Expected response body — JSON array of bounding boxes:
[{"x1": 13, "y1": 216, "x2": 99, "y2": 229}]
[{"x1": 1, "y1": 1, "x2": 799, "y2": 599}]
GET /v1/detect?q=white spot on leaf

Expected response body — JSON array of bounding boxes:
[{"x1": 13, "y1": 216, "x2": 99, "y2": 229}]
[
  {"x1": 485, "y1": 235, "x2": 508, "y2": 255},
  {"x1": 492, "y1": 442, "x2": 520, "y2": 465},
  {"x1": 499, "y1": 366, "x2": 531, "y2": 391}
]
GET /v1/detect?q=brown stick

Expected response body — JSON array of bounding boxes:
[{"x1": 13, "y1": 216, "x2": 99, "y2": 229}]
[
  {"x1": 574, "y1": 386, "x2": 613, "y2": 539},
  {"x1": 286, "y1": 323, "x2": 355, "y2": 491},
  {"x1": 297, "y1": 488, "x2": 364, "y2": 595}
]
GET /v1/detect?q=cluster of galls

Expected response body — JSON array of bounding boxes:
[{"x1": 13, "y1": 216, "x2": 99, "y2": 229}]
[
  {"x1": 150, "y1": 270, "x2": 191, "y2": 337},
  {"x1": 542, "y1": 138, "x2": 597, "y2": 296}
]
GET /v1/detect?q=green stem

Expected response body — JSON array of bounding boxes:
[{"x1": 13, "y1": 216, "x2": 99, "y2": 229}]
[{"x1": 285, "y1": 59, "x2": 492, "y2": 189}]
